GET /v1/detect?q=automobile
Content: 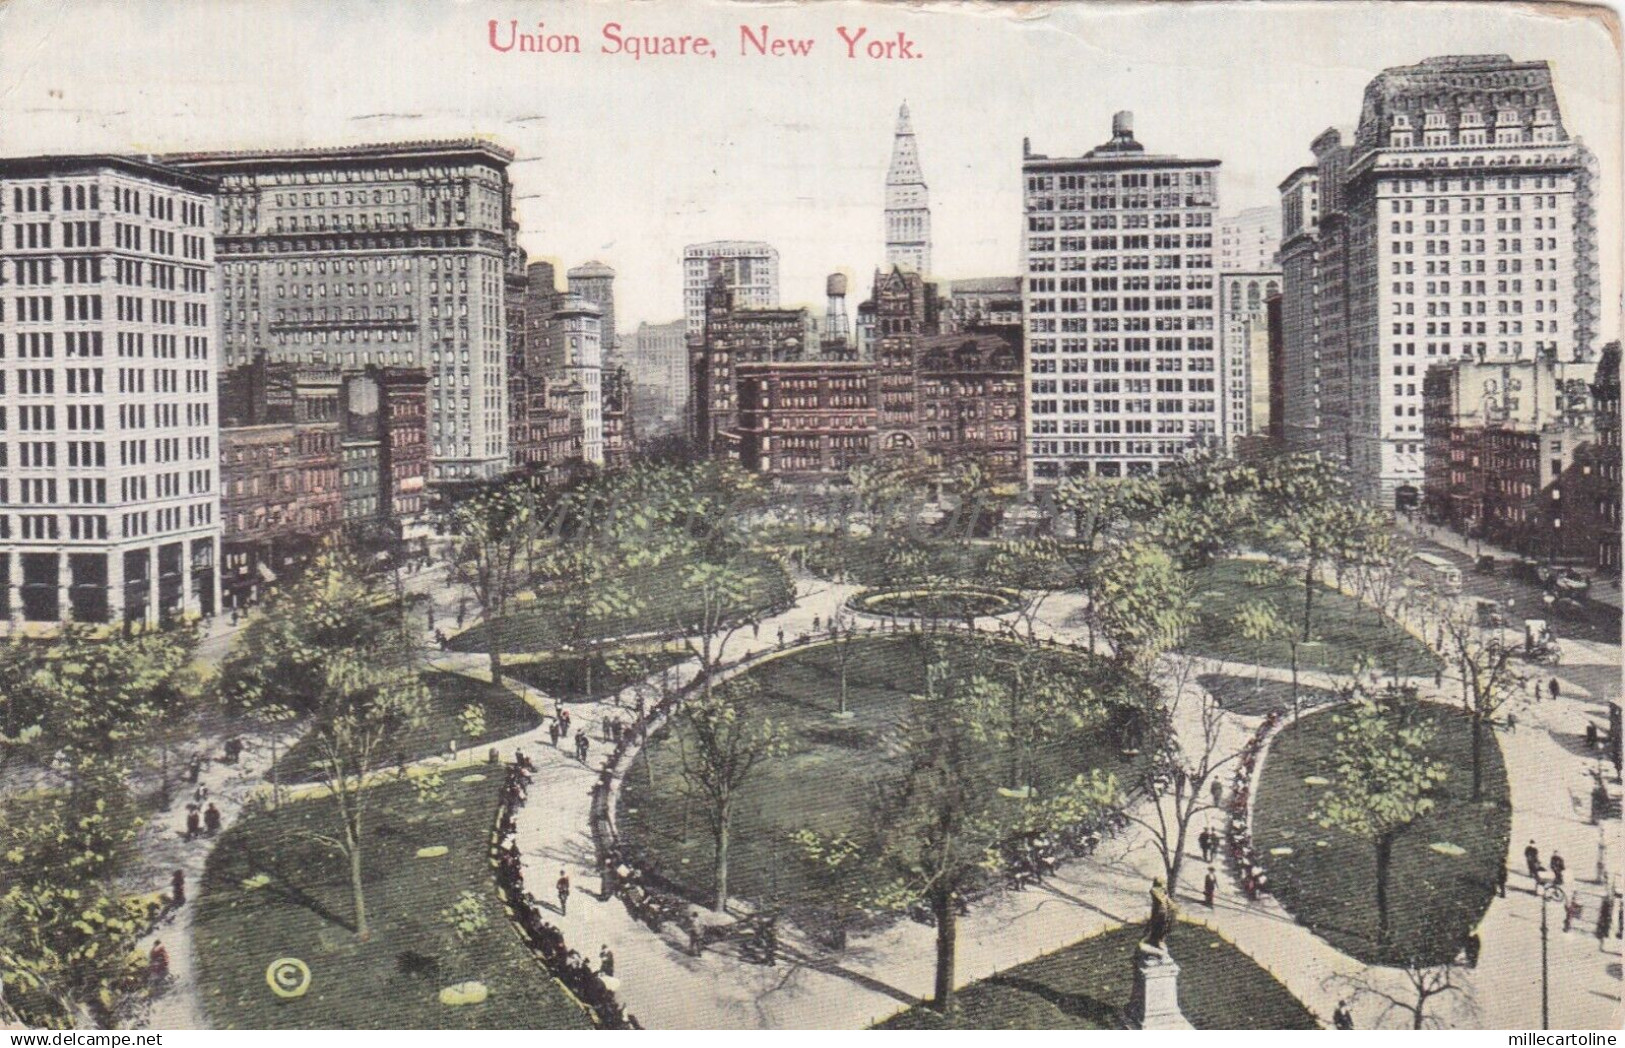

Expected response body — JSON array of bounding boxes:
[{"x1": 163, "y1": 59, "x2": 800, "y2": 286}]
[{"x1": 1474, "y1": 555, "x2": 1497, "y2": 574}]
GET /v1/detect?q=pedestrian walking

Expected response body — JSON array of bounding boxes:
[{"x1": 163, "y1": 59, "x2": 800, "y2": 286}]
[
  {"x1": 1203, "y1": 867, "x2": 1217, "y2": 908},
  {"x1": 1210, "y1": 778, "x2": 1223, "y2": 809},
  {"x1": 170, "y1": 869, "x2": 186, "y2": 907},
  {"x1": 1549, "y1": 677, "x2": 1561, "y2": 701},
  {"x1": 1563, "y1": 897, "x2": 1581, "y2": 933},
  {"x1": 1463, "y1": 932, "x2": 1481, "y2": 968},
  {"x1": 688, "y1": 910, "x2": 703, "y2": 956},
  {"x1": 575, "y1": 730, "x2": 589, "y2": 763},
  {"x1": 1332, "y1": 1000, "x2": 1353, "y2": 1030},
  {"x1": 147, "y1": 940, "x2": 170, "y2": 986},
  {"x1": 184, "y1": 806, "x2": 201, "y2": 841},
  {"x1": 599, "y1": 945, "x2": 615, "y2": 977},
  {"x1": 549, "y1": 720, "x2": 561, "y2": 747},
  {"x1": 1497, "y1": 859, "x2": 1508, "y2": 898},
  {"x1": 556, "y1": 870, "x2": 571, "y2": 916},
  {"x1": 1597, "y1": 892, "x2": 1616, "y2": 952},
  {"x1": 751, "y1": 620, "x2": 760, "y2": 640},
  {"x1": 776, "y1": 627, "x2": 784, "y2": 648},
  {"x1": 1550, "y1": 851, "x2": 1566, "y2": 886},
  {"x1": 203, "y1": 803, "x2": 221, "y2": 836},
  {"x1": 1525, "y1": 839, "x2": 1543, "y2": 883},
  {"x1": 812, "y1": 615, "x2": 821, "y2": 633}
]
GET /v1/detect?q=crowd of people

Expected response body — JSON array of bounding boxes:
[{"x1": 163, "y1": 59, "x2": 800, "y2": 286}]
[{"x1": 490, "y1": 758, "x2": 638, "y2": 1029}]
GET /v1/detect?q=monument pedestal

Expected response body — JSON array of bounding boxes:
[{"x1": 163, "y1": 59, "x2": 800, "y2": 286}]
[{"x1": 1126, "y1": 943, "x2": 1194, "y2": 1030}]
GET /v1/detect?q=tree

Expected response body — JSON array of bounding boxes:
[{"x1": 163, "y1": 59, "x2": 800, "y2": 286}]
[
  {"x1": 304, "y1": 648, "x2": 427, "y2": 940},
  {"x1": 1258, "y1": 454, "x2": 1382, "y2": 641},
  {"x1": 672, "y1": 678, "x2": 789, "y2": 911},
  {"x1": 219, "y1": 550, "x2": 426, "y2": 939},
  {"x1": 1124, "y1": 651, "x2": 1237, "y2": 893},
  {"x1": 678, "y1": 558, "x2": 756, "y2": 699},
  {"x1": 865, "y1": 654, "x2": 1118, "y2": 1012},
  {"x1": 1313, "y1": 694, "x2": 1448, "y2": 951},
  {"x1": 966, "y1": 639, "x2": 1108, "y2": 796},
  {"x1": 1331, "y1": 958, "x2": 1476, "y2": 1030},
  {"x1": 444, "y1": 483, "x2": 541, "y2": 681},
  {"x1": 1436, "y1": 601, "x2": 1526, "y2": 800},
  {"x1": 1149, "y1": 449, "x2": 1262, "y2": 569},
  {"x1": 1050, "y1": 470, "x2": 1150, "y2": 552},
  {"x1": 0, "y1": 874, "x2": 147, "y2": 1028},
  {"x1": 1088, "y1": 541, "x2": 1194, "y2": 669},
  {"x1": 985, "y1": 538, "x2": 1067, "y2": 642},
  {"x1": 826, "y1": 602, "x2": 862, "y2": 718}
]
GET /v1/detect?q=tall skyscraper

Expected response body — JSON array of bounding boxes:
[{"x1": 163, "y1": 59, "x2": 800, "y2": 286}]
[
  {"x1": 1021, "y1": 112, "x2": 1222, "y2": 484},
  {"x1": 884, "y1": 103, "x2": 932, "y2": 276},
  {"x1": 0, "y1": 155, "x2": 222, "y2": 625},
  {"x1": 166, "y1": 140, "x2": 517, "y2": 489},
  {"x1": 1277, "y1": 54, "x2": 1600, "y2": 507},
  {"x1": 567, "y1": 260, "x2": 617, "y2": 362},
  {"x1": 682, "y1": 241, "x2": 779, "y2": 337},
  {"x1": 1218, "y1": 205, "x2": 1283, "y2": 271},
  {"x1": 1219, "y1": 271, "x2": 1282, "y2": 443}
]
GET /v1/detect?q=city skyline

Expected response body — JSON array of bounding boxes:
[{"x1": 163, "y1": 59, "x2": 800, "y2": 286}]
[{"x1": 0, "y1": 0, "x2": 1617, "y2": 340}]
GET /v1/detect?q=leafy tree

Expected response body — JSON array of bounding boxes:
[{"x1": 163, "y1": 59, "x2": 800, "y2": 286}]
[
  {"x1": 1258, "y1": 454, "x2": 1385, "y2": 641},
  {"x1": 1312, "y1": 695, "x2": 1448, "y2": 951},
  {"x1": 865, "y1": 655, "x2": 1118, "y2": 1012},
  {"x1": 219, "y1": 550, "x2": 426, "y2": 939},
  {"x1": 1050, "y1": 471, "x2": 1150, "y2": 552},
  {"x1": 672, "y1": 678, "x2": 789, "y2": 911},
  {"x1": 0, "y1": 637, "x2": 49, "y2": 770},
  {"x1": 966, "y1": 640, "x2": 1108, "y2": 796},
  {"x1": 0, "y1": 874, "x2": 146, "y2": 1028},
  {"x1": 444, "y1": 484, "x2": 541, "y2": 680},
  {"x1": 986, "y1": 539, "x2": 1067, "y2": 642},
  {"x1": 677, "y1": 558, "x2": 757, "y2": 699},
  {"x1": 1149, "y1": 450, "x2": 1262, "y2": 569},
  {"x1": 1088, "y1": 541, "x2": 1193, "y2": 669}
]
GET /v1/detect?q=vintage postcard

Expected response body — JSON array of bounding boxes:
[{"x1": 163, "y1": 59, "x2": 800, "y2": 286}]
[{"x1": 0, "y1": 0, "x2": 1620, "y2": 1036}]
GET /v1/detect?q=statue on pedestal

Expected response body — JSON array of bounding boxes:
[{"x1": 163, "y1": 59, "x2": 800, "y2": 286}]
[
  {"x1": 1143, "y1": 877, "x2": 1177, "y2": 953},
  {"x1": 1127, "y1": 877, "x2": 1193, "y2": 1030}
]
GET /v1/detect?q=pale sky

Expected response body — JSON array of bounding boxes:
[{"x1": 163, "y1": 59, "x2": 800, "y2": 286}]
[{"x1": 0, "y1": 0, "x2": 1619, "y2": 341}]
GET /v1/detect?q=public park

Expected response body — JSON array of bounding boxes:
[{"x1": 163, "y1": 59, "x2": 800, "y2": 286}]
[{"x1": 0, "y1": 451, "x2": 1619, "y2": 1031}]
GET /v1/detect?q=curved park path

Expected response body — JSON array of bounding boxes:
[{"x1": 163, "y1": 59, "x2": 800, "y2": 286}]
[{"x1": 149, "y1": 561, "x2": 1619, "y2": 1030}]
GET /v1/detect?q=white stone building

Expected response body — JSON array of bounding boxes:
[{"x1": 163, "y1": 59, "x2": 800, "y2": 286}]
[
  {"x1": 0, "y1": 155, "x2": 221, "y2": 625},
  {"x1": 1021, "y1": 112, "x2": 1222, "y2": 484}
]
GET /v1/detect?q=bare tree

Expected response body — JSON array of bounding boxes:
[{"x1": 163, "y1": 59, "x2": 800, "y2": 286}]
[
  {"x1": 1123, "y1": 650, "x2": 1236, "y2": 894},
  {"x1": 1330, "y1": 959, "x2": 1477, "y2": 1030}
]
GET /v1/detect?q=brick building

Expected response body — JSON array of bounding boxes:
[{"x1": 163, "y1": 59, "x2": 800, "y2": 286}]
[
  {"x1": 915, "y1": 329, "x2": 1025, "y2": 483},
  {"x1": 735, "y1": 360, "x2": 879, "y2": 482},
  {"x1": 691, "y1": 270, "x2": 813, "y2": 457}
]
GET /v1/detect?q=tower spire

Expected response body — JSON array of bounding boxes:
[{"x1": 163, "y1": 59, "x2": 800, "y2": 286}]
[{"x1": 884, "y1": 102, "x2": 931, "y2": 276}]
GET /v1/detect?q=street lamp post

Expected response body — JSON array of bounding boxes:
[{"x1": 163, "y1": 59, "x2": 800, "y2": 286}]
[{"x1": 1540, "y1": 883, "x2": 1567, "y2": 1030}]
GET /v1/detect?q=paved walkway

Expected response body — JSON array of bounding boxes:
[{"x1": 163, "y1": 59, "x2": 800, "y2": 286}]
[{"x1": 142, "y1": 560, "x2": 1620, "y2": 1030}]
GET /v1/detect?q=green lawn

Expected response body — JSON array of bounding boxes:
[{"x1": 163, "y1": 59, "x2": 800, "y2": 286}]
[
  {"x1": 449, "y1": 552, "x2": 790, "y2": 654},
  {"x1": 272, "y1": 671, "x2": 541, "y2": 784},
  {"x1": 505, "y1": 648, "x2": 690, "y2": 704},
  {"x1": 617, "y1": 633, "x2": 1151, "y2": 922},
  {"x1": 1251, "y1": 701, "x2": 1510, "y2": 965},
  {"x1": 877, "y1": 922, "x2": 1318, "y2": 1029},
  {"x1": 194, "y1": 774, "x2": 591, "y2": 1029},
  {"x1": 1182, "y1": 559, "x2": 1441, "y2": 676}
]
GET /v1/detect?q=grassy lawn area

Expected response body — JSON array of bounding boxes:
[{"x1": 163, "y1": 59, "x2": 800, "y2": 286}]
[
  {"x1": 1251, "y1": 700, "x2": 1510, "y2": 966},
  {"x1": 1198, "y1": 673, "x2": 1339, "y2": 719},
  {"x1": 877, "y1": 922, "x2": 1318, "y2": 1029},
  {"x1": 194, "y1": 774, "x2": 591, "y2": 1029},
  {"x1": 505, "y1": 647, "x2": 690, "y2": 704},
  {"x1": 272, "y1": 671, "x2": 541, "y2": 784},
  {"x1": 449, "y1": 551, "x2": 790, "y2": 655},
  {"x1": 1182, "y1": 559, "x2": 1441, "y2": 676},
  {"x1": 617, "y1": 633, "x2": 1151, "y2": 923}
]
